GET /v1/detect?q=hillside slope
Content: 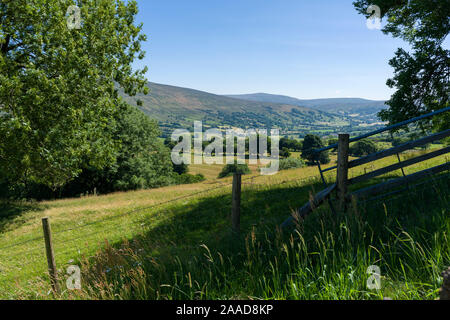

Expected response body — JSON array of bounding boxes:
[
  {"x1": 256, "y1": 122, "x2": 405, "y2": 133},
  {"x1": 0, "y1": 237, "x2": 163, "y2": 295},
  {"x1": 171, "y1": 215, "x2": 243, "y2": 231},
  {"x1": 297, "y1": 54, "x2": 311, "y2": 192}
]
[
  {"x1": 120, "y1": 83, "x2": 351, "y2": 137},
  {"x1": 227, "y1": 93, "x2": 387, "y2": 120}
]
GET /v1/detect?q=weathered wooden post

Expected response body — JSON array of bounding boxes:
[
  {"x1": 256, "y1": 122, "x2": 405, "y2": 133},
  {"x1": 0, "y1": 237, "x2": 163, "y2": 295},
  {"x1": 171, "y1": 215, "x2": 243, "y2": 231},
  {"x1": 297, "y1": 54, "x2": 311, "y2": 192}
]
[
  {"x1": 336, "y1": 134, "x2": 350, "y2": 209},
  {"x1": 231, "y1": 173, "x2": 242, "y2": 234},
  {"x1": 42, "y1": 217, "x2": 60, "y2": 294}
]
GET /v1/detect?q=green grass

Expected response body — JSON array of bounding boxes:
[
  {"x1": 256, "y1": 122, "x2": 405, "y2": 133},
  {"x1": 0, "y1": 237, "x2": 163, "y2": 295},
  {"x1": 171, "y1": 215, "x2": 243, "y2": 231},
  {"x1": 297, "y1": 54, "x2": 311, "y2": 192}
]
[{"x1": 0, "y1": 149, "x2": 448, "y2": 300}]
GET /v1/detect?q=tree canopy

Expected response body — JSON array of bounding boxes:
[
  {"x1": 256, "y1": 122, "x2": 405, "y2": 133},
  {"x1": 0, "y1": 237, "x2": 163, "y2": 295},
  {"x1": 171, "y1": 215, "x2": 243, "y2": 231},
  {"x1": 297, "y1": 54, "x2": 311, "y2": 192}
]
[
  {"x1": 301, "y1": 134, "x2": 330, "y2": 165},
  {"x1": 349, "y1": 139, "x2": 378, "y2": 157},
  {"x1": 354, "y1": 0, "x2": 449, "y2": 130},
  {"x1": 0, "y1": 0, "x2": 148, "y2": 189}
]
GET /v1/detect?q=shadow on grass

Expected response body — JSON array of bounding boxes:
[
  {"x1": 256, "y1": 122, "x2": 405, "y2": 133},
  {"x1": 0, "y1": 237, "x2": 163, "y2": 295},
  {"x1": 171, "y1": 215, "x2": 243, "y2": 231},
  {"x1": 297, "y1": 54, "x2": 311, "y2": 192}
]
[
  {"x1": 0, "y1": 201, "x2": 46, "y2": 233},
  {"x1": 102, "y1": 171, "x2": 448, "y2": 262},
  {"x1": 129, "y1": 181, "x2": 321, "y2": 256},
  {"x1": 78, "y1": 173, "x2": 449, "y2": 299},
  {"x1": 94, "y1": 171, "x2": 449, "y2": 259}
]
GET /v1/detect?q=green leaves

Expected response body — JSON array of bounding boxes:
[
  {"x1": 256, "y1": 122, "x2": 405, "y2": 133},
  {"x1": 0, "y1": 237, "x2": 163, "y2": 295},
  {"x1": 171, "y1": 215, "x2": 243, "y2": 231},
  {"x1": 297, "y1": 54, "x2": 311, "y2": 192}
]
[
  {"x1": 301, "y1": 134, "x2": 330, "y2": 165},
  {"x1": 349, "y1": 139, "x2": 378, "y2": 157},
  {"x1": 353, "y1": 0, "x2": 450, "y2": 45},
  {"x1": 0, "y1": 0, "x2": 148, "y2": 188},
  {"x1": 353, "y1": 0, "x2": 449, "y2": 130}
]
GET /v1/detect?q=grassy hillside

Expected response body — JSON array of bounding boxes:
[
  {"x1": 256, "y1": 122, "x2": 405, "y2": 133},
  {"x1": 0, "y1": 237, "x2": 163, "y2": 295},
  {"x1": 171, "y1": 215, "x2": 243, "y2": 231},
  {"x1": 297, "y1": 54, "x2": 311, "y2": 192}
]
[
  {"x1": 120, "y1": 83, "x2": 353, "y2": 137},
  {"x1": 227, "y1": 93, "x2": 387, "y2": 122},
  {"x1": 0, "y1": 148, "x2": 448, "y2": 300}
]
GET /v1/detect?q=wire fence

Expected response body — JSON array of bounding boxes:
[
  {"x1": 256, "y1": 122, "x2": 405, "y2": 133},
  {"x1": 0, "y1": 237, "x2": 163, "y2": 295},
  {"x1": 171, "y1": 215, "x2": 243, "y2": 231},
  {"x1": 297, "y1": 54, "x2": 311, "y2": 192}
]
[
  {"x1": 0, "y1": 172, "x2": 325, "y2": 292},
  {"x1": 0, "y1": 160, "x2": 444, "y2": 253},
  {"x1": 1, "y1": 161, "x2": 447, "y2": 295}
]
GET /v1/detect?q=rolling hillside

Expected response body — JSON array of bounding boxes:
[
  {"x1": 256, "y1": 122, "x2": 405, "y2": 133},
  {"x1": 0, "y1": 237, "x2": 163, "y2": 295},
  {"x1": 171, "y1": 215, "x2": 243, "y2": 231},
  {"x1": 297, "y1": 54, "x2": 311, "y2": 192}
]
[
  {"x1": 227, "y1": 93, "x2": 387, "y2": 121},
  {"x1": 120, "y1": 83, "x2": 355, "y2": 137}
]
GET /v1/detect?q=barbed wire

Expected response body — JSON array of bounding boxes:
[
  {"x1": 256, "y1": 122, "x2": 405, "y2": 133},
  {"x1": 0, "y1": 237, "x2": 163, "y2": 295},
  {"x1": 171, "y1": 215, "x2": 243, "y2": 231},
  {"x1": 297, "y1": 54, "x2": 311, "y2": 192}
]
[
  {"x1": 0, "y1": 180, "x2": 235, "y2": 252},
  {"x1": 0, "y1": 243, "x2": 46, "y2": 262},
  {"x1": 0, "y1": 173, "x2": 275, "y2": 250},
  {"x1": 5, "y1": 171, "x2": 441, "y2": 281},
  {"x1": 0, "y1": 235, "x2": 44, "y2": 252},
  {"x1": 1, "y1": 164, "x2": 446, "y2": 293},
  {"x1": 0, "y1": 170, "x2": 327, "y2": 290}
]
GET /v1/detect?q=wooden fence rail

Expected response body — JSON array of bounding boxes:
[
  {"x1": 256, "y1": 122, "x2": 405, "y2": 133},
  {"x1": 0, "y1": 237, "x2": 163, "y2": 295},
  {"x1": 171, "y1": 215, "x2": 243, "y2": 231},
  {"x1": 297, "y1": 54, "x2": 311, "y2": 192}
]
[
  {"x1": 351, "y1": 162, "x2": 450, "y2": 199},
  {"x1": 349, "y1": 146, "x2": 450, "y2": 185},
  {"x1": 282, "y1": 108, "x2": 450, "y2": 228},
  {"x1": 348, "y1": 129, "x2": 450, "y2": 169}
]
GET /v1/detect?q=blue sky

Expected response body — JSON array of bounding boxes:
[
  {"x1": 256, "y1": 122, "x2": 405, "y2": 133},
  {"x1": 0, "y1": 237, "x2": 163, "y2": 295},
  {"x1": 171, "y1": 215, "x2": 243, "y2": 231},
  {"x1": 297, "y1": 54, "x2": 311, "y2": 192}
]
[{"x1": 133, "y1": 0, "x2": 413, "y2": 100}]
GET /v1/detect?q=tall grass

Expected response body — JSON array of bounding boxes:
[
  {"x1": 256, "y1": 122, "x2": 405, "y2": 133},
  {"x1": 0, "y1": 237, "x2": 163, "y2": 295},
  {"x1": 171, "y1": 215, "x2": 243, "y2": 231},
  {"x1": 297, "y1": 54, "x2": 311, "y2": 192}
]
[
  {"x1": 36, "y1": 174, "x2": 449, "y2": 300},
  {"x1": 1, "y1": 150, "x2": 448, "y2": 300}
]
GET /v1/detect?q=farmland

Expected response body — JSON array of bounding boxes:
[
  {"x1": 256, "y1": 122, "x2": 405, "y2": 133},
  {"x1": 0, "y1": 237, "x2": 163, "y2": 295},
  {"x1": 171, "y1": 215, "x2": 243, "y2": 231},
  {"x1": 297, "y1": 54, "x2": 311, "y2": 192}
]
[{"x1": 0, "y1": 147, "x2": 448, "y2": 299}]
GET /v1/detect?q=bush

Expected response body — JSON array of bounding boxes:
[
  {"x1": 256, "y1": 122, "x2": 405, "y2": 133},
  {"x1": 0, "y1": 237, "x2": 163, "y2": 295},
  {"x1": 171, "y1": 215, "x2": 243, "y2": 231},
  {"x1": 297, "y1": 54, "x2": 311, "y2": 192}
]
[
  {"x1": 173, "y1": 163, "x2": 188, "y2": 175},
  {"x1": 280, "y1": 147, "x2": 291, "y2": 158},
  {"x1": 349, "y1": 139, "x2": 378, "y2": 157},
  {"x1": 328, "y1": 138, "x2": 339, "y2": 152},
  {"x1": 280, "y1": 137, "x2": 302, "y2": 151},
  {"x1": 175, "y1": 173, "x2": 206, "y2": 184},
  {"x1": 301, "y1": 134, "x2": 330, "y2": 165},
  {"x1": 278, "y1": 158, "x2": 306, "y2": 171},
  {"x1": 0, "y1": 104, "x2": 175, "y2": 200},
  {"x1": 318, "y1": 151, "x2": 331, "y2": 165},
  {"x1": 218, "y1": 163, "x2": 251, "y2": 178}
]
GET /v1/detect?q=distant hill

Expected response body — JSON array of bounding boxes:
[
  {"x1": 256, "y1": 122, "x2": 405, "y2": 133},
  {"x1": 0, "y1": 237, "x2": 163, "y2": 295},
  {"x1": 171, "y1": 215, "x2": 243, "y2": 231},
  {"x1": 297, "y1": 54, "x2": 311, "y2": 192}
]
[
  {"x1": 226, "y1": 93, "x2": 387, "y2": 120},
  {"x1": 120, "y1": 82, "x2": 356, "y2": 137}
]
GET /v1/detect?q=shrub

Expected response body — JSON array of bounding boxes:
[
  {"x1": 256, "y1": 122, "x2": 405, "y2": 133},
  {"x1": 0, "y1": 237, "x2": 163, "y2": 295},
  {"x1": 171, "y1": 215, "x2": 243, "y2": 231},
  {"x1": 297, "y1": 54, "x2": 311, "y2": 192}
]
[
  {"x1": 218, "y1": 163, "x2": 251, "y2": 178},
  {"x1": 280, "y1": 147, "x2": 291, "y2": 158},
  {"x1": 301, "y1": 134, "x2": 330, "y2": 165},
  {"x1": 278, "y1": 158, "x2": 306, "y2": 171},
  {"x1": 173, "y1": 163, "x2": 188, "y2": 175},
  {"x1": 328, "y1": 138, "x2": 339, "y2": 152},
  {"x1": 349, "y1": 139, "x2": 378, "y2": 157},
  {"x1": 318, "y1": 151, "x2": 331, "y2": 165}
]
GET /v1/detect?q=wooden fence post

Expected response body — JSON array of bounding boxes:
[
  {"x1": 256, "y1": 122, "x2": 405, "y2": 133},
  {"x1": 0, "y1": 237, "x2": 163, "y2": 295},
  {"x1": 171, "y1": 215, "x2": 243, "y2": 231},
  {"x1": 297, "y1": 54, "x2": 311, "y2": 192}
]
[
  {"x1": 42, "y1": 217, "x2": 60, "y2": 294},
  {"x1": 337, "y1": 134, "x2": 350, "y2": 209},
  {"x1": 231, "y1": 173, "x2": 242, "y2": 234}
]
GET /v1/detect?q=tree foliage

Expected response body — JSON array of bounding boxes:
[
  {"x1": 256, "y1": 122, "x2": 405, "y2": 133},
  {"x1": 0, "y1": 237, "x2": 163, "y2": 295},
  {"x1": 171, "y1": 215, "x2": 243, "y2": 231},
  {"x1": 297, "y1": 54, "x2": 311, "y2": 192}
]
[
  {"x1": 104, "y1": 104, "x2": 174, "y2": 191},
  {"x1": 301, "y1": 134, "x2": 330, "y2": 165},
  {"x1": 0, "y1": 0, "x2": 148, "y2": 188},
  {"x1": 0, "y1": 104, "x2": 176, "y2": 199},
  {"x1": 280, "y1": 147, "x2": 291, "y2": 159},
  {"x1": 353, "y1": 0, "x2": 449, "y2": 130},
  {"x1": 280, "y1": 137, "x2": 302, "y2": 151},
  {"x1": 349, "y1": 139, "x2": 378, "y2": 157}
]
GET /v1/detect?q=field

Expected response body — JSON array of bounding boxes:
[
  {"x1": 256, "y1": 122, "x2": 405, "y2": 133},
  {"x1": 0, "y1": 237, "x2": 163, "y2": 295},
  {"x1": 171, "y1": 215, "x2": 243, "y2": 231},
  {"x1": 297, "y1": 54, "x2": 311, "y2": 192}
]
[
  {"x1": 0, "y1": 148, "x2": 448, "y2": 300},
  {"x1": 121, "y1": 82, "x2": 384, "y2": 138}
]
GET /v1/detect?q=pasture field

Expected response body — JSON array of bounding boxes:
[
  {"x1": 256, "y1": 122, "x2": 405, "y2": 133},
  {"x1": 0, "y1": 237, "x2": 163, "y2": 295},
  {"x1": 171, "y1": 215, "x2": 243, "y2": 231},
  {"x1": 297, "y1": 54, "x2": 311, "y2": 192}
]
[{"x1": 0, "y1": 148, "x2": 448, "y2": 299}]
